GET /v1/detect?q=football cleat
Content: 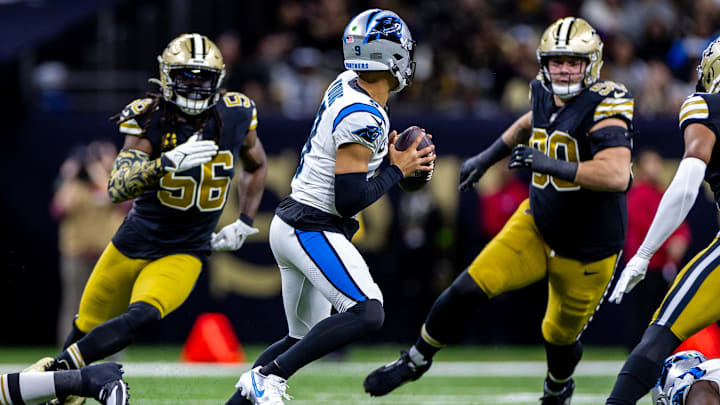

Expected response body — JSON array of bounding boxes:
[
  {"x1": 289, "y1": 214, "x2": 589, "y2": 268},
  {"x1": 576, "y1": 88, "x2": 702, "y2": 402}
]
[
  {"x1": 22, "y1": 357, "x2": 55, "y2": 373},
  {"x1": 236, "y1": 366, "x2": 292, "y2": 404},
  {"x1": 82, "y1": 363, "x2": 128, "y2": 405},
  {"x1": 98, "y1": 379, "x2": 130, "y2": 405},
  {"x1": 540, "y1": 377, "x2": 575, "y2": 405},
  {"x1": 363, "y1": 351, "x2": 431, "y2": 396}
]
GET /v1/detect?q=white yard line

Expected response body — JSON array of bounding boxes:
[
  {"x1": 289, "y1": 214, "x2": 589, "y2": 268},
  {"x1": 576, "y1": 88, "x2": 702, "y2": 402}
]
[{"x1": 0, "y1": 360, "x2": 624, "y2": 377}]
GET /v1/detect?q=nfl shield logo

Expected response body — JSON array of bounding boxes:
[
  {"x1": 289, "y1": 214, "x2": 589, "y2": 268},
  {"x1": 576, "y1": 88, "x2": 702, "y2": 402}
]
[{"x1": 345, "y1": 35, "x2": 354, "y2": 43}]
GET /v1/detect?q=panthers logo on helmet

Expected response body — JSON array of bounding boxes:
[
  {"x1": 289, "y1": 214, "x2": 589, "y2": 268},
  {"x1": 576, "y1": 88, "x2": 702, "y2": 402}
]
[
  {"x1": 365, "y1": 16, "x2": 404, "y2": 43},
  {"x1": 342, "y1": 9, "x2": 416, "y2": 93},
  {"x1": 153, "y1": 33, "x2": 226, "y2": 116}
]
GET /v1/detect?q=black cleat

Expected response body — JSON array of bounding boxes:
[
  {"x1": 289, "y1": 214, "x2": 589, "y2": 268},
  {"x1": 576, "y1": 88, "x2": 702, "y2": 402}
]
[
  {"x1": 81, "y1": 363, "x2": 129, "y2": 405},
  {"x1": 363, "y1": 351, "x2": 431, "y2": 396},
  {"x1": 540, "y1": 377, "x2": 574, "y2": 405}
]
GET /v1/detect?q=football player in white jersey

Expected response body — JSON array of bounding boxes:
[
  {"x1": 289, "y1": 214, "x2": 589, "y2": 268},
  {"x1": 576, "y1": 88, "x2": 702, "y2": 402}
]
[
  {"x1": 654, "y1": 351, "x2": 720, "y2": 405},
  {"x1": 225, "y1": 9, "x2": 435, "y2": 405}
]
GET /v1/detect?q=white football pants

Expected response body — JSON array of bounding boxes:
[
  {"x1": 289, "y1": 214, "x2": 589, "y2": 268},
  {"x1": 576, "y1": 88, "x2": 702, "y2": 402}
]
[{"x1": 269, "y1": 215, "x2": 383, "y2": 339}]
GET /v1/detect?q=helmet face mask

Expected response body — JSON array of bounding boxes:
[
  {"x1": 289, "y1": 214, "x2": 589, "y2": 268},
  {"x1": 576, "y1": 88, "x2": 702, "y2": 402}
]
[
  {"x1": 157, "y1": 33, "x2": 226, "y2": 115},
  {"x1": 342, "y1": 9, "x2": 415, "y2": 93},
  {"x1": 537, "y1": 17, "x2": 603, "y2": 100},
  {"x1": 545, "y1": 56, "x2": 588, "y2": 99}
]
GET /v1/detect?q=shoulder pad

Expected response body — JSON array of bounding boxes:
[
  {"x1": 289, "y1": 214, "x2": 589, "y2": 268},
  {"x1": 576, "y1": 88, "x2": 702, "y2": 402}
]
[
  {"x1": 590, "y1": 81, "x2": 634, "y2": 123},
  {"x1": 679, "y1": 94, "x2": 710, "y2": 128},
  {"x1": 115, "y1": 97, "x2": 157, "y2": 136},
  {"x1": 219, "y1": 91, "x2": 258, "y2": 130},
  {"x1": 118, "y1": 98, "x2": 155, "y2": 122}
]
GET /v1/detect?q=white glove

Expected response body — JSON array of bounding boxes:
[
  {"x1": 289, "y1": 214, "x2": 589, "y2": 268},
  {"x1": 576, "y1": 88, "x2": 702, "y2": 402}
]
[
  {"x1": 211, "y1": 218, "x2": 259, "y2": 251},
  {"x1": 608, "y1": 255, "x2": 650, "y2": 304},
  {"x1": 162, "y1": 134, "x2": 218, "y2": 173}
]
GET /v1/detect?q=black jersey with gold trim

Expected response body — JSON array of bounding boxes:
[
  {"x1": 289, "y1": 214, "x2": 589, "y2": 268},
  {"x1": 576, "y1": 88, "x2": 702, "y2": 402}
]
[
  {"x1": 679, "y1": 93, "x2": 720, "y2": 201},
  {"x1": 528, "y1": 78, "x2": 634, "y2": 261},
  {"x1": 112, "y1": 91, "x2": 258, "y2": 260}
]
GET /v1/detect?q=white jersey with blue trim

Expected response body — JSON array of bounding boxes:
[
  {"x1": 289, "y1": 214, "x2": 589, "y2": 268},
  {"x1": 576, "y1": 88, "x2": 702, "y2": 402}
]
[{"x1": 290, "y1": 70, "x2": 390, "y2": 217}]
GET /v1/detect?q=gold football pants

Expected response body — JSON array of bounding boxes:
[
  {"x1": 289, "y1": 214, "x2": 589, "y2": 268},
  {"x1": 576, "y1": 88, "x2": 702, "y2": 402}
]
[
  {"x1": 652, "y1": 235, "x2": 720, "y2": 340},
  {"x1": 75, "y1": 242, "x2": 202, "y2": 333},
  {"x1": 467, "y1": 199, "x2": 619, "y2": 345}
]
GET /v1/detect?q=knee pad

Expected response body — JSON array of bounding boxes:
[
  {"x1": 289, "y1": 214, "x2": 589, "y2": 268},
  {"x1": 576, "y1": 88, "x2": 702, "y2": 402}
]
[
  {"x1": 125, "y1": 301, "x2": 162, "y2": 331},
  {"x1": 634, "y1": 324, "x2": 681, "y2": 363},
  {"x1": 350, "y1": 299, "x2": 384, "y2": 331}
]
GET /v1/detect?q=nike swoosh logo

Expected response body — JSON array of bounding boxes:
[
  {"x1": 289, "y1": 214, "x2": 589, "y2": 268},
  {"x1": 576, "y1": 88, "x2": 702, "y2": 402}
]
[
  {"x1": 251, "y1": 372, "x2": 265, "y2": 397},
  {"x1": 583, "y1": 270, "x2": 599, "y2": 276}
]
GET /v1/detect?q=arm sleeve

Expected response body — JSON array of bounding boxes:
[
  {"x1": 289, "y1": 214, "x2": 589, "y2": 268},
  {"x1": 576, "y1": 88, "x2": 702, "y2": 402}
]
[
  {"x1": 334, "y1": 166, "x2": 404, "y2": 217},
  {"x1": 635, "y1": 157, "x2": 707, "y2": 259}
]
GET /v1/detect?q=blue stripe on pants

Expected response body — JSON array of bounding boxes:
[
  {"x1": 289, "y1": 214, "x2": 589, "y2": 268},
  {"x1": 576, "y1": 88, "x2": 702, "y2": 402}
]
[{"x1": 295, "y1": 229, "x2": 367, "y2": 302}]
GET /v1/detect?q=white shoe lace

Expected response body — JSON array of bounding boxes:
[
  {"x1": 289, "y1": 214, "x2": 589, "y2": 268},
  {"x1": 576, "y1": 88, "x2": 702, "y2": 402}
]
[{"x1": 266, "y1": 376, "x2": 293, "y2": 401}]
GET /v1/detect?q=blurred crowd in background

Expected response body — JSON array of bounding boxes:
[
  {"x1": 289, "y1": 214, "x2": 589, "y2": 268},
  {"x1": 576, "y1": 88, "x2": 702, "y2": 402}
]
[
  {"x1": 27, "y1": 0, "x2": 720, "y2": 119},
  {"x1": 6, "y1": 0, "x2": 720, "y2": 345}
]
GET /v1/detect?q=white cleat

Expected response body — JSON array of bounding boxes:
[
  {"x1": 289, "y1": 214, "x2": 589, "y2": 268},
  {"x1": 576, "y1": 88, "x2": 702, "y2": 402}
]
[{"x1": 236, "y1": 366, "x2": 292, "y2": 404}]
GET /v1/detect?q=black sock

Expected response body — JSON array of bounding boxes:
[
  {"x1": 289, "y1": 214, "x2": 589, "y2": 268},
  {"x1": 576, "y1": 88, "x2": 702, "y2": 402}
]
[
  {"x1": 606, "y1": 324, "x2": 680, "y2": 404},
  {"x1": 226, "y1": 389, "x2": 252, "y2": 405},
  {"x1": 6, "y1": 373, "x2": 24, "y2": 405},
  {"x1": 415, "y1": 270, "x2": 488, "y2": 360},
  {"x1": 254, "y1": 336, "x2": 299, "y2": 368},
  {"x1": 545, "y1": 340, "x2": 582, "y2": 391},
  {"x1": 260, "y1": 360, "x2": 292, "y2": 381},
  {"x1": 269, "y1": 299, "x2": 384, "y2": 379},
  {"x1": 54, "y1": 302, "x2": 161, "y2": 369},
  {"x1": 54, "y1": 369, "x2": 84, "y2": 398}
]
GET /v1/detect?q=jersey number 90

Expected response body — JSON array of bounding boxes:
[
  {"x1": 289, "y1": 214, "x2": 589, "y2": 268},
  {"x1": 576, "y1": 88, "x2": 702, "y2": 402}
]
[
  {"x1": 530, "y1": 129, "x2": 580, "y2": 191},
  {"x1": 157, "y1": 151, "x2": 233, "y2": 211}
]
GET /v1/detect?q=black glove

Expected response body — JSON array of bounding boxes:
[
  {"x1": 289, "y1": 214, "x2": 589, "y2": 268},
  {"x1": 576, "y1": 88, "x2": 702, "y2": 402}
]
[
  {"x1": 458, "y1": 138, "x2": 511, "y2": 191},
  {"x1": 508, "y1": 145, "x2": 578, "y2": 182}
]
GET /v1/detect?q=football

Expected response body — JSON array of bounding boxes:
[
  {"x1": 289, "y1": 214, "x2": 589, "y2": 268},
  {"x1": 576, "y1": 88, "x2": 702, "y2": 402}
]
[{"x1": 394, "y1": 125, "x2": 435, "y2": 192}]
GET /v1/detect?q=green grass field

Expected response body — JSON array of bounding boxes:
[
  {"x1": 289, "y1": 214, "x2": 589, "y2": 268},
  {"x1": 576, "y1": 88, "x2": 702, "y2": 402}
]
[{"x1": 0, "y1": 345, "x2": 649, "y2": 404}]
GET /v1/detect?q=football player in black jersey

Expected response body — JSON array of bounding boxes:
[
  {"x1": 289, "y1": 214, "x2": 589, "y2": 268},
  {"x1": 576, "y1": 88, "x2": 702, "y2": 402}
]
[
  {"x1": 28, "y1": 33, "x2": 267, "y2": 403},
  {"x1": 364, "y1": 17, "x2": 634, "y2": 404},
  {"x1": 605, "y1": 37, "x2": 720, "y2": 405}
]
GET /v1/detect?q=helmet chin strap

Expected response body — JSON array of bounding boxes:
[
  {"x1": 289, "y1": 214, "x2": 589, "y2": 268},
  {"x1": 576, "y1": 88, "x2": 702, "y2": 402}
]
[{"x1": 551, "y1": 81, "x2": 583, "y2": 100}]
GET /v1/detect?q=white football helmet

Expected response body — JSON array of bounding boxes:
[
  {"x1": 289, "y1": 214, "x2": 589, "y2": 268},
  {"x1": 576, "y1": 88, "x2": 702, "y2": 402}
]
[
  {"x1": 342, "y1": 9, "x2": 415, "y2": 93},
  {"x1": 655, "y1": 350, "x2": 708, "y2": 405}
]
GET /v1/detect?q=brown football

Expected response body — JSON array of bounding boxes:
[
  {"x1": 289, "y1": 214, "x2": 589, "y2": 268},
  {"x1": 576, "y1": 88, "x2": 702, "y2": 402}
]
[{"x1": 394, "y1": 126, "x2": 435, "y2": 192}]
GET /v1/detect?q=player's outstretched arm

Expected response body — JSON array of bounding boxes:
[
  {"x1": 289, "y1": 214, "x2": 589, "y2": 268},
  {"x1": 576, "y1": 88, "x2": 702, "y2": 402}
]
[
  {"x1": 211, "y1": 130, "x2": 265, "y2": 252},
  {"x1": 609, "y1": 123, "x2": 714, "y2": 303},
  {"x1": 459, "y1": 110, "x2": 531, "y2": 191}
]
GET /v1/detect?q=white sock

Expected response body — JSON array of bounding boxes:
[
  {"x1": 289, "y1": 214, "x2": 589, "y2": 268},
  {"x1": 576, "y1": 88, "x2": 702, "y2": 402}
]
[
  {"x1": 19, "y1": 372, "x2": 56, "y2": 403},
  {"x1": 408, "y1": 346, "x2": 427, "y2": 366}
]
